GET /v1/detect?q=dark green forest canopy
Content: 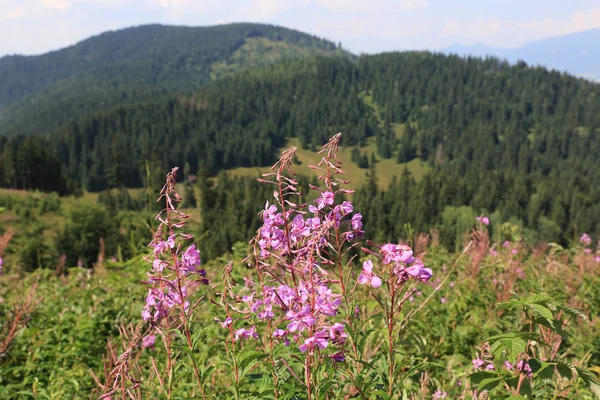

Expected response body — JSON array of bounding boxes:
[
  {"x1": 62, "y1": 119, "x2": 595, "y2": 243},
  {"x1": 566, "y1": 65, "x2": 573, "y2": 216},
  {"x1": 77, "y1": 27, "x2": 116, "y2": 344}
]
[
  {"x1": 0, "y1": 23, "x2": 345, "y2": 136},
  {"x1": 1, "y1": 51, "x2": 600, "y2": 245}
]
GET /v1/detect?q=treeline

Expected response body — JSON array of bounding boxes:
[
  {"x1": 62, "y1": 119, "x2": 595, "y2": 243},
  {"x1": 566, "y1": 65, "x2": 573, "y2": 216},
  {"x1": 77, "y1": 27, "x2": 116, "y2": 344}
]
[
  {"x1": 2, "y1": 53, "x2": 600, "y2": 243},
  {"x1": 0, "y1": 57, "x2": 379, "y2": 191}
]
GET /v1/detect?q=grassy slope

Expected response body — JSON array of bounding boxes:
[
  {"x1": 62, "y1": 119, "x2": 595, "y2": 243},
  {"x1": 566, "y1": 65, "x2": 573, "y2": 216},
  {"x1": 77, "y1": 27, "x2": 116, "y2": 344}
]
[
  {"x1": 228, "y1": 137, "x2": 429, "y2": 189},
  {"x1": 228, "y1": 93, "x2": 429, "y2": 188}
]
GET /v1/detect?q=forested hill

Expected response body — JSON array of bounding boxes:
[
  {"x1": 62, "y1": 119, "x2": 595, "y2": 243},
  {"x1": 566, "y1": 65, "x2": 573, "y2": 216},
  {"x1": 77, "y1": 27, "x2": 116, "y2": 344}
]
[
  {"x1": 0, "y1": 23, "x2": 343, "y2": 136},
  {"x1": 1, "y1": 52, "x2": 600, "y2": 243}
]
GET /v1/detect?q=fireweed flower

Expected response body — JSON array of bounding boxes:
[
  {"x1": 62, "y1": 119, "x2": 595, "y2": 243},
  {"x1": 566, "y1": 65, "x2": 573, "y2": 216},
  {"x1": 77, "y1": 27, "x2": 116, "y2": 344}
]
[
  {"x1": 235, "y1": 326, "x2": 259, "y2": 341},
  {"x1": 217, "y1": 134, "x2": 432, "y2": 396},
  {"x1": 299, "y1": 333, "x2": 329, "y2": 353},
  {"x1": 142, "y1": 167, "x2": 208, "y2": 326},
  {"x1": 273, "y1": 329, "x2": 290, "y2": 346},
  {"x1": 580, "y1": 233, "x2": 592, "y2": 246},
  {"x1": 357, "y1": 260, "x2": 382, "y2": 288},
  {"x1": 215, "y1": 317, "x2": 233, "y2": 328},
  {"x1": 476, "y1": 215, "x2": 490, "y2": 225},
  {"x1": 142, "y1": 334, "x2": 156, "y2": 349}
]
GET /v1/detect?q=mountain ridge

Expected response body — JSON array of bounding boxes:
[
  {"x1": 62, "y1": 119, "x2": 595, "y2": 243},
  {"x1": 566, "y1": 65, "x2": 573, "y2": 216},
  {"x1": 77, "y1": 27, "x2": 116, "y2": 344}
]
[
  {"x1": 444, "y1": 28, "x2": 600, "y2": 80},
  {"x1": 0, "y1": 23, "x2": 346, "y2": 136}
]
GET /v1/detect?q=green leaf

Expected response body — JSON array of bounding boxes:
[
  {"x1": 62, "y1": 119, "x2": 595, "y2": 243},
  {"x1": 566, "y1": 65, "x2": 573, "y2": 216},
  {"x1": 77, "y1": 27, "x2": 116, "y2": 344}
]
[
  {"x1": 522, "y1": 293, "x2": 554, "y2": 305},
  {"x1": 469, "y1": 371, "x2": 498, "y2": 385},
  {"x1": 477, "y1": 377, "x2": 503, "y2": 391},
  {"x1": 556, "y1": 304, "x2": 588, "y2": 320},
  {"x1": 536, "y1": 362, "x2": 555, "y2": 380},
  {"x1": 574, "y1": 366, "x2": 600, "y2": 399},
  {"x1": 527, "y1": 303, "x2": 553, "y2": 323},
  {"x1": 556, "y1": 362, "x2": 573, "y2": 380},
  {"x1": 489, "y1": 336, "x2": 527, "y2": 363}
]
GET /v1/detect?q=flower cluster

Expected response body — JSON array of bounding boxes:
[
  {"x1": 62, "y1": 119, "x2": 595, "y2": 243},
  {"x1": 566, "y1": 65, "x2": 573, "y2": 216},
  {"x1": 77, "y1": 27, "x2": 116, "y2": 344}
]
[
  {"x1": 216, "y1": 134, "x2": 433, "y2": 398},
  {"x1": 357, "y1": 243, "x2": 432, "y2": 289},
  {"x1": 505, "y1": 360, "x2": 533, "y2": 378},
  {"x1": 472, "y1": 358, "x2": 494, "y2": 370},
  {"x1": 580, "y1": 233, "x2": 592, "y2": 247},
  {"x1": 257, "y1": 191, "x2": 363, "y2": 259},
  {"x1": 476, "y1": 215, "x2": 490, "y2": 226},
  {"x1": 230, "y1": 184, "x2": 362, "y2": 356},
  {"x1": 142, "y1": 168, "x2": 208, "y2": 326}
]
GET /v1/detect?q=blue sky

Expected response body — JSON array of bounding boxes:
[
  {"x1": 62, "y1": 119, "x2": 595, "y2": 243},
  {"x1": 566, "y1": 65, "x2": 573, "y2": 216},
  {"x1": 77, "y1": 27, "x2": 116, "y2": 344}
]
[{"x1": 1, "y1": 0, "x2": 600, "y2": 56}]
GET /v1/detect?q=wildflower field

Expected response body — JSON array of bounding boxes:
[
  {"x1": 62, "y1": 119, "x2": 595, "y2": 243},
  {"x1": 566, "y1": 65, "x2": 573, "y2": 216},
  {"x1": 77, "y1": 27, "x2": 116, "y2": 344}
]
[{"x1": 1, "y1": 135, "x2": 600, "y2": 399}]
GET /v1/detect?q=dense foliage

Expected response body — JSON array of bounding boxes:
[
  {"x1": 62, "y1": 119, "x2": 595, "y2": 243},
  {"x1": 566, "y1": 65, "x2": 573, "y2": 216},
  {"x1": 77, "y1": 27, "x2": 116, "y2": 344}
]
[
  {"x1": 1, "y1": 151, "x2": 600, "y2": 399},
  {"x1": 2, "y1": 50, "x2": 600, "y2": 244},
  {"x1": 0, "y1": 23, "x2": 343, "y2": 136}
]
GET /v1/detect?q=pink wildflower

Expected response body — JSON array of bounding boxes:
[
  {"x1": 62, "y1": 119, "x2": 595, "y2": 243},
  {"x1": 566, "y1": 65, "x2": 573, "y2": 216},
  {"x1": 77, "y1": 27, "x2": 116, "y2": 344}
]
[
  {"x1": 357, "y1": 260, "x2": 382, "y2": 288},
  {"x1": 142, "y1": 334, "x2": 156, "y2": 349},
  {"x1": 234, "y1": 326, "x2": 259, "y2": 341},
  {"x1": 299, "y1": 333, "x2": 328, "y2": 353},
  {"x1": 215, "y1": 317, "x2": 233, "y2": 328},
  {"x1": 580, "y1": 233, "x2": 592, "y2": 246},
  {"x1": 476, "y1": 215, "x2": 490, "y2": 226}
]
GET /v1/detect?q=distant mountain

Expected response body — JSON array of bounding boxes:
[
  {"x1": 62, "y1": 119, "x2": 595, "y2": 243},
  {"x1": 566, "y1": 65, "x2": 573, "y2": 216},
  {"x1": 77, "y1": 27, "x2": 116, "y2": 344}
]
[
  {"x1": 445, "y1": 28, "x2": 600, "y2": 81},
  {"x1": 0, "y1": 23, "x2": 347, "y2": 136}
]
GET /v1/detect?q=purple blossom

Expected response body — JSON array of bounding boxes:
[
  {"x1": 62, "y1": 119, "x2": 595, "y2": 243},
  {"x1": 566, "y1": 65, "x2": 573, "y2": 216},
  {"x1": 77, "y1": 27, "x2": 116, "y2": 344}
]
[
  {"x1": 357, "y1": 260, "x2": 382, "y2": 288},
  {"x1": 380, "y1": 243, "x2": 413, "y2": 264},
  {"x1": 351, "y1": 213, "x2": 363, "y2": 230},
  {"x1": 215, "y1": 317, "x2": 233, "y2": 328},
  {"x1": 433, "y1": 390, "x2": 447, "y2": 399},
  {"x1": 330, "y1": 352, "x2": 345, "y2": 362},
  {"x1": 234, "y1": 326, "x2": 259, "y2": 341},
  {"x1": 152, "y1": 259, "x2": 166, "y2": 272},
  {"x1": 405, "y1": 260, "x2": 433, "y2": 283},
  {"x1": 505, "y1": 360, "x2": 532, "y2": 377},
  {"x1": 299, "y1": 333, "x2": 328, "y2": 353},
  {"x1": 181, "y1": 244, "x2": 201, "y2": 273},
  {"x1": 340, "y1": 201, "x2": 353, "y2": 214},
  {"x1": 326, "y1": 323, "x2": 348, "y2": 344},
  {"x1": 142, "y1": 334, "x2": 156, "y2": 349},
  {"x1": 580, "y1": 233, "x2": 592, "y2": 246},
  {"x1": 316, "y1": 191, "x2": 335, "y2": 210},
  {"x1": 273, "y1": 329, "x2": 290, "y2": 346},
  {"x1": 166, "y1": 235, "x2": 175, "y2": 249},
  {"x1": 476, "y1": 215, "x2": 490, "y2": 226},
  {"x1": 472, "y1": 358, "x2": 486, "y2": 369}
]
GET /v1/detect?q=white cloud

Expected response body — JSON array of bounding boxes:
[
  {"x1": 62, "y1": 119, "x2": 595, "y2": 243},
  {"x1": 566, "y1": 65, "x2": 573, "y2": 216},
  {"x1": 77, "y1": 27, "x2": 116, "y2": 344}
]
[
  {"x1": 226, "y1": 0, "x2": 295, "y2": 22},
  {"x1": 400, "y1": 0, "x2": 427, "y2": 10},
  {"x1": 39, "y1": 0, "x2": 71, "y2": 10},
  {"x1": 314, "y1": 0, "x2": 427, "y2": 13},
  {"x1": 152, "y1": 0, "x2": 192, "y2": 8},
  {"x1": 519, "y1": 6, "x2": 600, "y2": 38},
  {"x1": 3, "y1": 5, "x2": 24, "y2": 18},
  {"x1": 440, "y1": 6, "x2": 600, "y2": 47}
]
